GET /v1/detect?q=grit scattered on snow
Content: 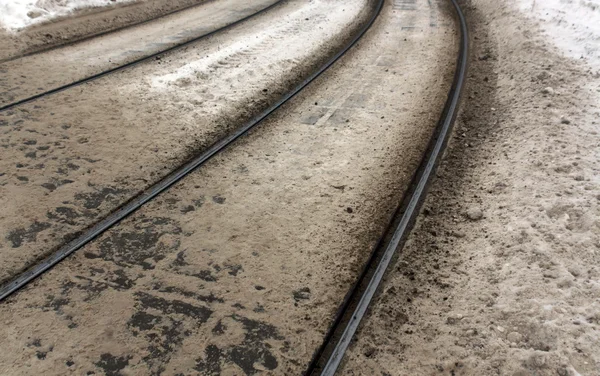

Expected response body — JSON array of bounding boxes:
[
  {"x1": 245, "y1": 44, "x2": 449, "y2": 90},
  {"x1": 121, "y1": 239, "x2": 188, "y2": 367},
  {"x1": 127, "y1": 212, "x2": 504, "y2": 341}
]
[
  {"x1": 518, "y1": 0, "x2": 600, "y2": 69},
  {"x1": 341, "y1": 0, "x2": 600, "y2": 374},
  {"x1": 0, "y1": 0, "x2": 137, "y2": 30},
  {"x1": 147, "y1": 0, "x2": 365, "y2": 102}
]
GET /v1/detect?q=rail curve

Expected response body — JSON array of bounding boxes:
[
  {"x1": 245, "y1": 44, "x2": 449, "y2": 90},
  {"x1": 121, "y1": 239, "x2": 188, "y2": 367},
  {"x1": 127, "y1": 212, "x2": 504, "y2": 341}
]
[
  {"x1": 306, "y1": 0, "x2": 469, "y2": 373},
  {"x1": 0, "y1": 0, "x2": 385, "y2": 302}
]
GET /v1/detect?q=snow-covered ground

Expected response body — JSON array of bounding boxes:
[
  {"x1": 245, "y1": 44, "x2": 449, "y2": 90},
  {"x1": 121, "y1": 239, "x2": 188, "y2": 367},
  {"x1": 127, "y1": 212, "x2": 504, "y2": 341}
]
[
  {"x1": 0, "y1": 0, "x2": 136, "y2": 30},
  {"x1": 338, "y1": 0, "x2": 600, "y2": 375},
  {"x1": 518, "y1": 0, "x2": 600, "y2": 69}
]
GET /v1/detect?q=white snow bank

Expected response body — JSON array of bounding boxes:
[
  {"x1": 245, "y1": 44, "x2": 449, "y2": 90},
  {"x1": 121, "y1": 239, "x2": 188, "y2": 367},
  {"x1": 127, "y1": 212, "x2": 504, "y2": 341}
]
[
  {"x1": 0, "y1": 0, "x2": 136, "y2": 31},
  {"x1": 517, "y1": 0, "x2": 600, "y2": 68}
]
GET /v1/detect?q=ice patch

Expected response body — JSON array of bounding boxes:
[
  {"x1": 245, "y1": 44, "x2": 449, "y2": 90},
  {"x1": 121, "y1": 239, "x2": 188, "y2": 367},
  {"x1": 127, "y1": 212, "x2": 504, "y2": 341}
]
[
  {"x1": 0, "y1": 0, "x2": 136, "y2": 31},
  {"x1": 517, "y1": 0, "x2": 600, "y2": 69}
]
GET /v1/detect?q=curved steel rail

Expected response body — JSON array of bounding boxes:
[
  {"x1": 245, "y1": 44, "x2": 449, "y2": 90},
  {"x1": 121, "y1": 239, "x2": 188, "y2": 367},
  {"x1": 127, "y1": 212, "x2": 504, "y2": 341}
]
[
  {"x1": 0, "y1": 0, "x2": 218, "y2": 64},
  {"x1": 0, "y1": 0, "x2": 285, "y2": 112},
  {"x1": 308, "y1": 0, "x2": 469, "y2": 374},
  {"x1": 0, "y1": 0, "x2": 385, "y2": 302}
]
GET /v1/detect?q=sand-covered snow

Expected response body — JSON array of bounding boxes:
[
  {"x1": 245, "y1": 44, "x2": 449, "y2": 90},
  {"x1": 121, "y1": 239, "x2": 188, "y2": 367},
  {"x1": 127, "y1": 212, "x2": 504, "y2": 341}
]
[
  {"x1": 518, "y1": 0, "x2": 600, "y2": 69},
  {"x1": 0, "y1": 0, "x2": 138, "y2": 30},
  {"x1": 340, "y1": 0, "x2": 600, "y2": 374}
]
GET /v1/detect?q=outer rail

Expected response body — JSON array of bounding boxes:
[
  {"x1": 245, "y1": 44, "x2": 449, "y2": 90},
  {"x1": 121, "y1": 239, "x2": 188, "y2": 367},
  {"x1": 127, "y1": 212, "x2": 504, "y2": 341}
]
[
  {"x1": 0, "y1": 0, "x2": 285, "y2": 112},
  {"x1": 309, "y1": 0, "x2": 469, "y2": 374},
  {"x1": 0, "y1": 0, "x2": 385, "y2": 302}
]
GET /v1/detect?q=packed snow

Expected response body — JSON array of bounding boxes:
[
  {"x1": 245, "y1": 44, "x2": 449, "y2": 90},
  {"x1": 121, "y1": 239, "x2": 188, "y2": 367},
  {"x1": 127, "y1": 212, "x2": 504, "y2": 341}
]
[
  {"x1": 518, "y1": 0, "x2": 600, "y2": 68},
  {"x1": 0, "y1": 0, "x2": 136, "y2": 31}
]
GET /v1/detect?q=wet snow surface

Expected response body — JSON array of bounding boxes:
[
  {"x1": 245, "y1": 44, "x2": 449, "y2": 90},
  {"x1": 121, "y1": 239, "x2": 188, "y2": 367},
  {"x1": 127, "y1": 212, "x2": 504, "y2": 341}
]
[
  {"x1": 0, "y1": 0, "x2": 138, "y2": 30},
  {"x1": 518, "y1": 0, "x2": 600, "y2": 68}
]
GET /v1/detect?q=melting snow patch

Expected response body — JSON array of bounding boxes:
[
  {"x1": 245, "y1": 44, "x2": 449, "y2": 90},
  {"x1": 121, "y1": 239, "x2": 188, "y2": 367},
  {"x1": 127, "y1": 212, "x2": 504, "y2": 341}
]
[
  {"x1": 148, "y1": 0, "x2": 362, "y2": 91},
  {"x1": 517, "y1": 0, "x2": 600, "y2": 68},
  {"x1": 0, "y1": 0, "x2": 136, "y2": 31}
]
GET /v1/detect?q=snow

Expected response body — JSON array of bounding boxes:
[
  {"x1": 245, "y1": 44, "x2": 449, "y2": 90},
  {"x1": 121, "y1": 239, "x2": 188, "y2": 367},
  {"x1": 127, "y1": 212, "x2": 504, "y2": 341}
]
[
  {"x1": 0, "y1": 0, "x2": 135, "y2": 31},
  {"x1": 518, "y1": 0, "x2": 600, "y2": 68},
  {"x1": 149, "y1": 0, "x2": 364, "y2": 91}
]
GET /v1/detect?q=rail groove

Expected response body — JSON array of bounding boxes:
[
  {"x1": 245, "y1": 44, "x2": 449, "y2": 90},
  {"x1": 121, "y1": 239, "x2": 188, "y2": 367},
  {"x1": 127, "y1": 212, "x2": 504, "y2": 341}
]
[
  {"x1": 0, "y1": 0, "x2": 285, "y2": 113},
  {"x1": 0, "y1": 0, "x2": 384, "y2": 302},
  {"x1": 306, "y1": 0, "x2": 469, "y2": 373}
]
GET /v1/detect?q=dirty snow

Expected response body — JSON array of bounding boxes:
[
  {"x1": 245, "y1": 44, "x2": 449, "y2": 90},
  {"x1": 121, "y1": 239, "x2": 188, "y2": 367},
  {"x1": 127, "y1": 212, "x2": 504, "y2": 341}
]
[
  {"x1": 339, "y1": 0, "x2": 600, "y2": 374},
  {"x1": 518, "y1": 0, "x2": 600, "y2": 69},
  {"x1": 149, "y1": 0, "x2": 364, "y2": 92},
  {"x1": 0, "y1": 0, "x2": 137, "y2": 30}
]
